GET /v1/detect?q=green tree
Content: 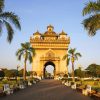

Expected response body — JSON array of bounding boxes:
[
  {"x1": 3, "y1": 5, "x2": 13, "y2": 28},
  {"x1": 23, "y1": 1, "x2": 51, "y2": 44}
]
[
  {"x1": 86, "y1": 63, "x2": 100, "y2": 77},
  {"x1": 16, "y1": 42, "x2": 35, "y2": 80},
  {"x1": 63, "y1": 54, "x2": 70, "y2": 66},
  {"x1": 82, "y1": 0, "x2": 100, "y2": 36},
  {"x1": 62, "y1": 51, "x2": 70, "y2": 76},
  {"x1": 18, "y1": 69, "x2": 23, "y2": 77},
  {"x1": 27, "y1": 71, "x2": 33, "y2": 76},
  {"x1": 74, "y1": 67, "x2": 85, "y2": 78},
  {"x1": 4, "y1": 69, "x2": 17, "y2": 80},
  {"x1": 63, "y1": 48, "x2": 82, "y2": 82},
  {"x1": 0, "y1": 0, "x2": 21, "y2": 43},
  {"x1": 0, "y1": 69, "x2": 5, "y2": 78}
]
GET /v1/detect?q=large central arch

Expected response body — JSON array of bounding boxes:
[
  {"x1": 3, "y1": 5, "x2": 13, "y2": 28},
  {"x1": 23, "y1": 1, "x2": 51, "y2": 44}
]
[{"x1": 43, "y1": 61, "x2": 55, "y2": 79}]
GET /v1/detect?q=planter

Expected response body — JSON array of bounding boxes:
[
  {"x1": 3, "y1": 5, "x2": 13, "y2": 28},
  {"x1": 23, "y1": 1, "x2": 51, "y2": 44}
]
[
  {"x1": 76, "y1": 87, "x2": 83, "y2": 93},
  {"x1": 92, "y1": 92, "x2": 100, "y2": 100},
  {"x1": 0, "y1": 91, "x2": 6, "y2": 97}
]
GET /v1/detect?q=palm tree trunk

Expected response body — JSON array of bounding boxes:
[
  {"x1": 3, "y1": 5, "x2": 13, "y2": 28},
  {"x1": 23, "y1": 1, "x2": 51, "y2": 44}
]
[
  {"x1": 66, "y1": 60, "x2": 68, "y2": 76},
  {"x1": 72, "y1": 62, "x2": 75, "y2": 82},
  {"x1": 23, "y1": 59, "x2": 26, "y2": 80}
]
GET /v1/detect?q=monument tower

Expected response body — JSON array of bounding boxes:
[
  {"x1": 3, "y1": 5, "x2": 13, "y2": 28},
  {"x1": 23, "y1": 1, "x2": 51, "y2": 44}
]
[{"x1": 30, "y1": 25, "x2": 70, "y2": 78}]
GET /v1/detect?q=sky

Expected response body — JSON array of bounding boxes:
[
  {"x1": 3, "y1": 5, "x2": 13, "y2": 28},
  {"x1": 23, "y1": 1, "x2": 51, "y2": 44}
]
[{"x1": 0, "y1": 0, "x2": 100, "y2": 72}]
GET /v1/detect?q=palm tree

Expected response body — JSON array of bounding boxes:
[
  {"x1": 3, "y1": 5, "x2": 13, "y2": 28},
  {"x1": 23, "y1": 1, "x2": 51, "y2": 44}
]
[
  {"x1": 62, "y1": 54, "x2": 70, "y2": 76},
  {"x1": 63, "y1": 54, "x2": 70, "y2": 66},
  {"x1": 16, "y1": 42, "x2": 35, "y2": 80},
  {"x1": 63, "y1": 48, "x2": 82, "y2": 82},
  {"x1": 0, "y1": 0, "x2": 21, "y2": 43},
  {"x1": 82, "y1": 0, "x2": 100, "y2": 36}
]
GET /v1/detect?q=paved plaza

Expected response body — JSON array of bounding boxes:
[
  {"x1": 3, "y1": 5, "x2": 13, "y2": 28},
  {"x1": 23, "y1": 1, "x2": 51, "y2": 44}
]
[{"x1": 1, "y1": 80, "x2": 92, "y2": 100}]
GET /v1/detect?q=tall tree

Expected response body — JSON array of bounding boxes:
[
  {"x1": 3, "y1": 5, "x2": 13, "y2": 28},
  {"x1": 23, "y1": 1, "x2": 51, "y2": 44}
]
[
  {"x1": 63, "y1": 54, "x2": 70, "y2": 66},
  {"x1": 62, "y1": 52, "x2": 70, "y2": 76},
  {"x1": 16, "y1": 42, "x2": 35, "y2": 80},
  {"x1": 0, "y1": 69, "x2": 5, "y2": 78},
  {"x1": 63, "y1": 48, "x2": 82, "y2": 82},
  {"x1": 86, "y1": 63, "x2": 100, "y2": 77},
  {"x1": 74, "y1": 67, "x2": 85, "y2": 78},
  {"x1": 82, "y1": 0, "x2": 100, "y2": 36},
  {"x1": 0, "y1": 0, "x2": 21, "y2": 43}
]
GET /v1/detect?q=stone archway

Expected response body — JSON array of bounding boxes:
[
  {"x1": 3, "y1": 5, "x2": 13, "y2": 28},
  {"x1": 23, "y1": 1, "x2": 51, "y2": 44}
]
[
  {"x1": 43, "y1": 61, "x2": 55, "y2": 79},
  {"x1": 30, "y1": 25, "x2": 70, "y2": 77}
]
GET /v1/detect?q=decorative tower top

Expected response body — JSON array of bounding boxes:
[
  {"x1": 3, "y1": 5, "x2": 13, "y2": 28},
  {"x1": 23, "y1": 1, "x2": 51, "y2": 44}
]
[
  {"x1": 33, "y1": 30, "x2": 41, "y2": 39},
  {"x1": 33, "y1": 30, "x2": 41, "y2": 35},
  {"x1": 59, "y1": 30, "x2": 67, "y2": 35},
  {"x1": 47, "y1": 25, "x2": 54, "y2": 32},
  {"x1": 30, "y1": 25, "x2": 70, "y2": 42},
  {"x1": 44, "y1": 25, "x2": 56, "y2": 36}
]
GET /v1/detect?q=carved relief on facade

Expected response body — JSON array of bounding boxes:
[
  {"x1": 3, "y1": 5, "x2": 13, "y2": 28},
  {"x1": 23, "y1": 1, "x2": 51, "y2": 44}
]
[{"x1": 45, "y1": 50, "x2": 55, "y2": 60}]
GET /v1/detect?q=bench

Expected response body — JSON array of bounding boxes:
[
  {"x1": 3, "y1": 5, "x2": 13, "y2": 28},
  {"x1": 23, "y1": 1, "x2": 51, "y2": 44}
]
[{"x1": 77, "y1": 87, "x2": 83, "y2": 93}]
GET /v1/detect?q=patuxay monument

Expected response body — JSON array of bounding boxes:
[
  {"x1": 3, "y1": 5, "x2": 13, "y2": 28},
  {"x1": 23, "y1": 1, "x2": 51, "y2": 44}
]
[{"x1": 30, "y1": 25, "x2": 70, "y2": 78}]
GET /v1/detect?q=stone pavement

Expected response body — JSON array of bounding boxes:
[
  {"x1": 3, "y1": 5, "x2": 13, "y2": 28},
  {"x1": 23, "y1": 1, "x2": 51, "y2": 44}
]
[{"x1": 1, "y1": 79, "x2": 92, "y2": 100}]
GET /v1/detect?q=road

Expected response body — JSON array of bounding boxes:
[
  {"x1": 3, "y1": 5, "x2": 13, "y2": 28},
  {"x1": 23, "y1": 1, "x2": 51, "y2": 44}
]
[{"x1": 1, "y1": 79, "x2": 92, "y2": 100}]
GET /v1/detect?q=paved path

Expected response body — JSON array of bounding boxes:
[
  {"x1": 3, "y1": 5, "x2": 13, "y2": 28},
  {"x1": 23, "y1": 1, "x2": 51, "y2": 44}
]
[{"x1": 1, "y1": 80, "x2": 92, "y2": 100}]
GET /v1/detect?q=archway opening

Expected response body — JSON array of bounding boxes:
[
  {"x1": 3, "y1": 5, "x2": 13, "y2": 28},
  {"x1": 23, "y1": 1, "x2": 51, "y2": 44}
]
[{"x1": 44, "y1": 61, "x2": 55, "y2": 79}]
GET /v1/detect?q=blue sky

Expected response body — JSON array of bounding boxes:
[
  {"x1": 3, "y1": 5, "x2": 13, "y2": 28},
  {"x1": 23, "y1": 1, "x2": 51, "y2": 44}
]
[{"x1": 0, "y1": 0, "x2": 100, "y2": 71}]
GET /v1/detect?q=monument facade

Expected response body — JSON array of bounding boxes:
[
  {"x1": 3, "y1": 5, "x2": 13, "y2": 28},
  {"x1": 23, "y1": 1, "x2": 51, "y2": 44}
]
[{"x1": 30, "y1": 25, "x2": 70, "y2": 78}]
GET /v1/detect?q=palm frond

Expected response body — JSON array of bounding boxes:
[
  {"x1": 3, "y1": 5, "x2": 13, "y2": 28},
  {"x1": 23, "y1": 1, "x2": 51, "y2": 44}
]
[
  {"x1": 16, "y1": 48, "x2": 24, "y2": 56},
  {"x1": 75, "y1": 53, "x2": 82, "y2": 60},
  {"x1": 28, "y1": 46, "x2": 36, "y2": 56},
  {"x1": 0, "y1": 20, "x2": 3, "y2": 35},
  {"x1": 62, "y1": 54, "x2": 67, "y2": 60},
  {"x1": 16, "y1": 42, "x2": 35, "y2": 68},
  {"x1": 83, "y1": 0, "x2": 100, "y2": 16},
  {"x1": 21, "y1": 42, "x2": 30, "y2": 49},
  {"x1": 21, "y1": 43, "x2": 25, "y2": 49},
  {"x1": 32, "y1": 48, "x2": 36, "y2": 56},
  {"x1": 4, "y1": 20, "x2": 14, "y2": 43},
  {"x1": 25, "y1": 42, "x2": 30, "y2": 46},
  {"x1": 67, "y1": 57, "x2": 70, "y2": 66},
  {"x1": 75, "y1": 53, "x2": 82, "y2": 57},
  {"x1": 28, "y1": 52, "x2": 33, "y2": 63},
  {"x1": 29, "y1": 47, "x2": 34, "y2": 51},
  {"x1": 83, "y1": 14, "x2": 100, "y2": 36},
  {"x1": 68, "y1": 48, "x2": 76, "y2": 55},
  {"x1": 0, "y1": 0, "x2": 4, "y2": 12},
  {"x1": 16, "y1": 48, "x2": 24, "y2": 60},
  {"x1": 0, "y1": 12, "x2": 21, "y2": 30},
  {"x1": 17, "y1": 52, "x2": 23, "y2": 60}
]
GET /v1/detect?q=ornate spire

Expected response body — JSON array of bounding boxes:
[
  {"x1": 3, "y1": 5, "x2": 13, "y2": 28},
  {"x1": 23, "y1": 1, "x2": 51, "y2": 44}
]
[
  {"x1": 47, "y1": 24, "x2": 54, "y2": 32},
  {"x1": 47, "y1": 24, "x2": 54, "y2": 29},
  {"x1": 33, "y1": 30, "x2": 41, "y2": 35},
  {"x1": 43, "y1": 25, "x2": 57, "y2": 36},
  {"x1": 59, "y1": 30, "x2": 67, "y2": 35}
]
